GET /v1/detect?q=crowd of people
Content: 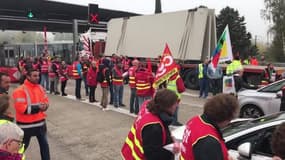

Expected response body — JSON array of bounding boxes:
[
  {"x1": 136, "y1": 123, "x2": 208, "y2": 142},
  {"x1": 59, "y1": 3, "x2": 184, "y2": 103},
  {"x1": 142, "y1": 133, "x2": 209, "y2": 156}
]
[{"x1": 0, "y1": 52, "x2": 284, "y2": 160}]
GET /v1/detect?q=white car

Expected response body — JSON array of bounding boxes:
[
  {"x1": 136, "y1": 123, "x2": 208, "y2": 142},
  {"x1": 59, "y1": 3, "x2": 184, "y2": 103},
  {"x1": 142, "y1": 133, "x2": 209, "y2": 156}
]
[
  {"x1": 238, "y1": 79, "x2": 285, "y2": 118},
  {"x1": 172, "y1": 112, "x2": 285, "y2": 160}
]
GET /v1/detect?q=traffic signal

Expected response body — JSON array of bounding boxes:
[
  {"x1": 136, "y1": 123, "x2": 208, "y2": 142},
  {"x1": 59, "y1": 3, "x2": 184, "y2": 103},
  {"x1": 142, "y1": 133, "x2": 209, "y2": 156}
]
[
  {"x1": 88, "y1": 4, "x2": 99, "y2": 24},
  {"x1": 27, "y1": 10, "x2": 34, "y2": 19}
]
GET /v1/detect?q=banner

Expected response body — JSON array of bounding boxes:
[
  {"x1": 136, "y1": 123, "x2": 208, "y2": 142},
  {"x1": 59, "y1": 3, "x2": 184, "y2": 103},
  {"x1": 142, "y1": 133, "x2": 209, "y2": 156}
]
[
  {"x1": 153, "y1": 44, "x2": 178, "y2": 88},
  {"x1": 79, "y1": 30, "x2": 92, "y2": 57},
  {"x1": 222, "y1": 75, "x2": 236, "y2": 94},
  {"x1": 211, "y1": 25, "x2": 233, "y2": 69}
]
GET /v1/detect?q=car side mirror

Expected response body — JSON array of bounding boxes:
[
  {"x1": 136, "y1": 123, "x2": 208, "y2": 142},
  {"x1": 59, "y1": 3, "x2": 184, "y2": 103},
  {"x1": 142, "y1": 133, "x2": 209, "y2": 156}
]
[
  {"x1": 277, "y1": 91, "x2": 282, "y2": 98},
  {"x1": 238, "y1": 142, "x2": 252, "y2": 159}
]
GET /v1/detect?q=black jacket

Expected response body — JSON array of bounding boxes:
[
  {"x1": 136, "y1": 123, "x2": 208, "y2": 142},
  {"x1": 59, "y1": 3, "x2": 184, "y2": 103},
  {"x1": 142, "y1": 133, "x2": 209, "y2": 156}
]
[
  {"x1": 234, "y1": 75, "x2": 258, "y2": 92},
  {"x1": 141, "y1": 113, "x2": 174, "y2": 160}
]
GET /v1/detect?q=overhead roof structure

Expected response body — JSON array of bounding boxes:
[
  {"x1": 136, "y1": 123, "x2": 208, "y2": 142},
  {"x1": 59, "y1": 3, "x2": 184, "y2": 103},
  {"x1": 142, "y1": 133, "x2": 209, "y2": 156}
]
[{"x1": 0, "y1": 0, "x2": 140, "y2": 33}]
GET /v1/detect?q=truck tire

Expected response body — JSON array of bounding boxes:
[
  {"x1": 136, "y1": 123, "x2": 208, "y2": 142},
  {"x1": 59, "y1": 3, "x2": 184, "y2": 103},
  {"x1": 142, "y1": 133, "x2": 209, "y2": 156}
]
[{"x1": 184, "y1": 70, "x2": 199, "y2": 90}]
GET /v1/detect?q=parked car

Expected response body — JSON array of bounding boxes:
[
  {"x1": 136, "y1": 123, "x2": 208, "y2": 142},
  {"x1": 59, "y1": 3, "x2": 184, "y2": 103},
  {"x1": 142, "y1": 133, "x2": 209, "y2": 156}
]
[
  {"x1": 172, "y1": 112, "x2": 285, "y2": 160},
  {"x1": 238, "y1": 79, "x2": 285, "y2": 118}
]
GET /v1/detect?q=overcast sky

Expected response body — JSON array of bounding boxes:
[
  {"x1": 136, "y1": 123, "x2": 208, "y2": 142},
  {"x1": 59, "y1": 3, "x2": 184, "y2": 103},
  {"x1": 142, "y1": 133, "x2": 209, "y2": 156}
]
[{"x1": 54, "y1": 0, "x2": 270, "y2": 43}]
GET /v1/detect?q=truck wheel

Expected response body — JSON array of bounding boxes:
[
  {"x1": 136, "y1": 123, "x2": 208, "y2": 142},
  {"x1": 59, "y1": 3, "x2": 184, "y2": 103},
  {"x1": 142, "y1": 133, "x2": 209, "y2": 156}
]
[
  {"x1": 240, "y1": 105, "x2": 264, "y2": 118},
  {"x1": 184, "y1": 70, "x2": 199, "y2": 90}
]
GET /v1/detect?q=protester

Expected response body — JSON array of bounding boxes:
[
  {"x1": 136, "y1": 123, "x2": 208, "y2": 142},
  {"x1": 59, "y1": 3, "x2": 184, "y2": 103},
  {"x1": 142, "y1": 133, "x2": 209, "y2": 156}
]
[
  {"x1": 0, "y1": 72, "x2": 11, "y2": 95},
  {"x1": 74, "y1": 56, "x2": 83, "y2": 100},
  {"x1": 121, "y1": 89, "x2": 180, "y2": 160},
  {"x1": 166, "y1": 71, "x2": 185, "y2": 126},
  {"x1": 59, "y1": 60, "x2": 68, "y2": 96},
  {"x1": 180, "y1": 94, "x2": 239, "y2": 160},
  {"x1": 271, "y1": 122, "x2": 285, "y2": 160},
  {"x1": 81, "y1": 55, "x2": 90, "y2": 96},
  {"x1": 198, "y1": 58, "x2": 209, "y2": 98},
  {"x1": 128, "y1": 59, "x2": 139, "y2": 114},
  {"x1": 98, "y1": 58, "x2": 111, "y2": 110},
  {"x1": 135, "y1": 64, "x2": 154, "y2": 108},
  {"x1": 40, "y1": 56, "x2": 49, "y2": 91},
  {"x1": 0, "y1": 123, "x2": 24, "y2": 160},
  {"x1": 12, "y1": 69, "x2": 50, "y2": 160},
  {"x1": 87, "y1": 61, "x2": 98, "y2": 103},
  {"x1": 261, "y1": 63, "x2": 276, "y2": 85},
  {"x1": 233, "y1": 68, "x2": 258, "y2": 93},
  {"x1": 112, "y1": 60, "x2": 125, "y2": 108}
]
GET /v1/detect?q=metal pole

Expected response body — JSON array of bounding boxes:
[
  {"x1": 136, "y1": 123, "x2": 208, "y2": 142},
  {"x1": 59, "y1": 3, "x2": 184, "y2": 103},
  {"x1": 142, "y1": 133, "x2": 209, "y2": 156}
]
[{"x1": 72, "y1": 19, "x2": 78, "y2": 62}]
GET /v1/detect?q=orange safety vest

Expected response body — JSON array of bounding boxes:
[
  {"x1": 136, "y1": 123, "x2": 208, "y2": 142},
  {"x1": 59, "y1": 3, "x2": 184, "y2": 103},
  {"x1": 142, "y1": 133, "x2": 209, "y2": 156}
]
[
  {"x1": 12, "y1": 80, "x2": 48, "y2": 127},
  {"x1": 135, "y1": 70, "x2": 153, "y2": 97},
  {"x1": 121, "y1": 100, "x2": 167, "y2": 160},
  {"x1": 72, "y1": 61, "x2": 81, "y2": 79},
  {"x1": 128, "y1": 66, "x2": 137, "y2": 88},
  {"x1": 112, "y1": 67, "x2": 123, "y2": 86},
  {"x1": 41, "y1": 61, "x2": 49, "y2": 73},
  {"x1": 180, "y1": 116, "x2": 229, "y2": 160}
]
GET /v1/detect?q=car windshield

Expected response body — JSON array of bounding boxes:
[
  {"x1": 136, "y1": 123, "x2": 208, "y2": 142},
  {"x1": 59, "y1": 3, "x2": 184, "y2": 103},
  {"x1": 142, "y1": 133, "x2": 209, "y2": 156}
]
[
  {"x1": 258, "y1": 79, "x2": 285, "y2": 93},
  {"x1": 222, "y1": 112, "x2": 285, "y2": 137}
]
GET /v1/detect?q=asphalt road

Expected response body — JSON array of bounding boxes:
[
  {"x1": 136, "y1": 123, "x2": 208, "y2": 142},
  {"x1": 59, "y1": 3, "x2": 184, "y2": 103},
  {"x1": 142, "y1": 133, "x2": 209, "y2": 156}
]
[{"x1": 10, "y1": 80, "x2": 207, "y2": 160}]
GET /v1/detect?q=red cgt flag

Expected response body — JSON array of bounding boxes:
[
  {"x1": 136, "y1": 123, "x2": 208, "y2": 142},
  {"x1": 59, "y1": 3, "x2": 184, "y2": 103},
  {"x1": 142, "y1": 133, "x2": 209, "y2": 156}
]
[{"x1": 153, "y1": 44, "x2": 178, "y2": 88}]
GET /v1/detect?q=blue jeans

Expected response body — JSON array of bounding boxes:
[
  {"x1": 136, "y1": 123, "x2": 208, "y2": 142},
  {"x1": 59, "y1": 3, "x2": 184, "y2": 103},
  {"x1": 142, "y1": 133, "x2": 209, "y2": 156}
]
[
  {"x1": 130, "y1": 88, "x2": 139, "y2": 114},
  {"x1": 138, "y1": 96, "x2": 152, "y2": 110},
  {"x1": 40, "y1": 73, "x2": 49, "y2": 91},
  {"x1": 22, "y1": 123, "x2": 50, "y2": 160},
  {"x1": 113, "y1": 85, "x2": 124, "y2": 106},
  {"x1": 199, "y1": 78, "x2": 209, "y2": 98}
]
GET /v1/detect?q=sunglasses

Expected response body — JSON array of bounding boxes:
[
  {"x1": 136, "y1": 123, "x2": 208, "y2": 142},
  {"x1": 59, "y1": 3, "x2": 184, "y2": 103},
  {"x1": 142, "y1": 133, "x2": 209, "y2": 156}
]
[{"x1": 11, "y1": 139, "x2": 23, "y2": 148}]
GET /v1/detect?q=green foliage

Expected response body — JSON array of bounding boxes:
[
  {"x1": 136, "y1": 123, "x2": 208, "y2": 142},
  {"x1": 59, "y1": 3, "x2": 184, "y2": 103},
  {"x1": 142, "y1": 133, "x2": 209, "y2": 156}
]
[
  {"x1": 216, "y1": 6, "x2": 254, "y2": 59},
  {"x1": 263, "y1": 0, "x2": 285, "y2": 59}
]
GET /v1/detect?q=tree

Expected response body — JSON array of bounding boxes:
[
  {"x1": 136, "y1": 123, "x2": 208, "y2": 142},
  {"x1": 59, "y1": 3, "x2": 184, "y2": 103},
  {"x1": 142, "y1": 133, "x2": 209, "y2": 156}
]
[
  {"x1": 216, "y1": 7, "x2": 254, "y2": 59},
  {"x1": 262, "y1": 0, "x2": 285, "y2": 61}
]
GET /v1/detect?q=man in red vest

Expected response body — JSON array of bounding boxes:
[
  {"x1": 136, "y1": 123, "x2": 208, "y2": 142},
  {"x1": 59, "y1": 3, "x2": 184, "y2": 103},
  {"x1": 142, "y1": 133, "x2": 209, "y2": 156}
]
[
  {"x1": 112, "y1": 60, "x2": 125, "y2": 108},
  {"x1": 40, "y1": 56, "x2": 50, "y2": 91},
  {"x1": 121, "y1": 89, "x2": 180, "y2": 160},
  {"x1": 128, "y1": 59, "x2": 139, "y2": 114},
  {"x1": 180, "y1": 94, "x2": 238, "y2": 160}
]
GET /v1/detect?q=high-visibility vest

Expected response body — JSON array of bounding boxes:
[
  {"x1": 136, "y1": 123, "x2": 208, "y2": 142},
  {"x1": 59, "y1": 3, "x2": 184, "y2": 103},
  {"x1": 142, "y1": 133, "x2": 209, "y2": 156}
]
[
  {"x1": 135, "y1": 70, "x2": 153, "y2": 97},
  {"x1": 128, "y1": 66, "x2": 137, "y2": 88},
  {"x1": 60, "y1": 67, "x2": 68, "y2": 82},
  {"x1": 121, "y1": 101, "x2": 167, "y2": 160},
  {"x1": 48, "y1": 62, "x2": 56, "y2": 78},
  {"x1": 12, "y1": 80, "x2": 48, "y2": 126},
  {"x1": 100, "y1": 68, "x2": 110, "y2": 88},
  {"x1": 180, "y1": 116, "x2": 229, "y2": 160},
  {"x1": 72, "y1": 61, "x2": 81, "y2": 79},
  {"x1": 0, "y1": 119, "x2": 26, "y2": 160},
  {"x1": 123, "y1": 59, "x2": 130, "y2": 71},
  {"x1": 167, "y1": 75, "x2": 181, "y2": 99},
  {"x1": 41, "y1": 61, "x2": 49, "y2": 73},
  {"x1": 198, "y1": 63, "x2": 203, "y2": 79},
  {"x1": 112, "y1": 67, "x2": 123, "y2": 86},
  {"x1": 226, "y1": 60, "x2": 243, "y2": 75}
]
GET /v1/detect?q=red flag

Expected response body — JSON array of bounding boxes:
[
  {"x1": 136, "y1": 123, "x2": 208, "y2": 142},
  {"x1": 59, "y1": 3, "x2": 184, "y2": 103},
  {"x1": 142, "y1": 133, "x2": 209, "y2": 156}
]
[
  {"x1": 153, "y1": 44, "x2": 178, "y2": 88},
  {"x1": 147, "y1": 58, "x2": 152, "y2": 73}
]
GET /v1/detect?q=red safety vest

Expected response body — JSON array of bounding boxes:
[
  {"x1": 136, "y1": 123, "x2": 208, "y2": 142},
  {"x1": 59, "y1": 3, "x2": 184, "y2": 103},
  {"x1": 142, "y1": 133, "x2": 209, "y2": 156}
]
[
  {"x1": 41, "y1": 61, "x2": 49, "y2": 73},
  {"x1": 123, "y1": 59, "x2": 130, "y2": 71},
  {"x1": 60, "y1": 66, "x2": 68, "y2": 82},
  {"x1": 121, "y1": 100, "x2": 167, "y2": 160},
  {"x1": 32, "y1": 63, "x2": 39, "y2": 71},
  {"x1": 100, "y1": 68, "x2": 110, "y2": 88},
  {"x1": 48, "y1": 63, "x2": 59, "y2": 78},
  {"x1": 128, "y1": 66, "x2": 137, "y2": 88},
  {"x1": 135, "y1": 70, "x2": 153, "y2": 97},
  {"x1": 112, "y1": 67, "x2": 123, "y2": 86},
  {"x1": 180, "y1": 116, "x2": 229, "y2": 160},
  {"x1": 72, "y1": 61, "x2": 81, "y2": 79}
]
